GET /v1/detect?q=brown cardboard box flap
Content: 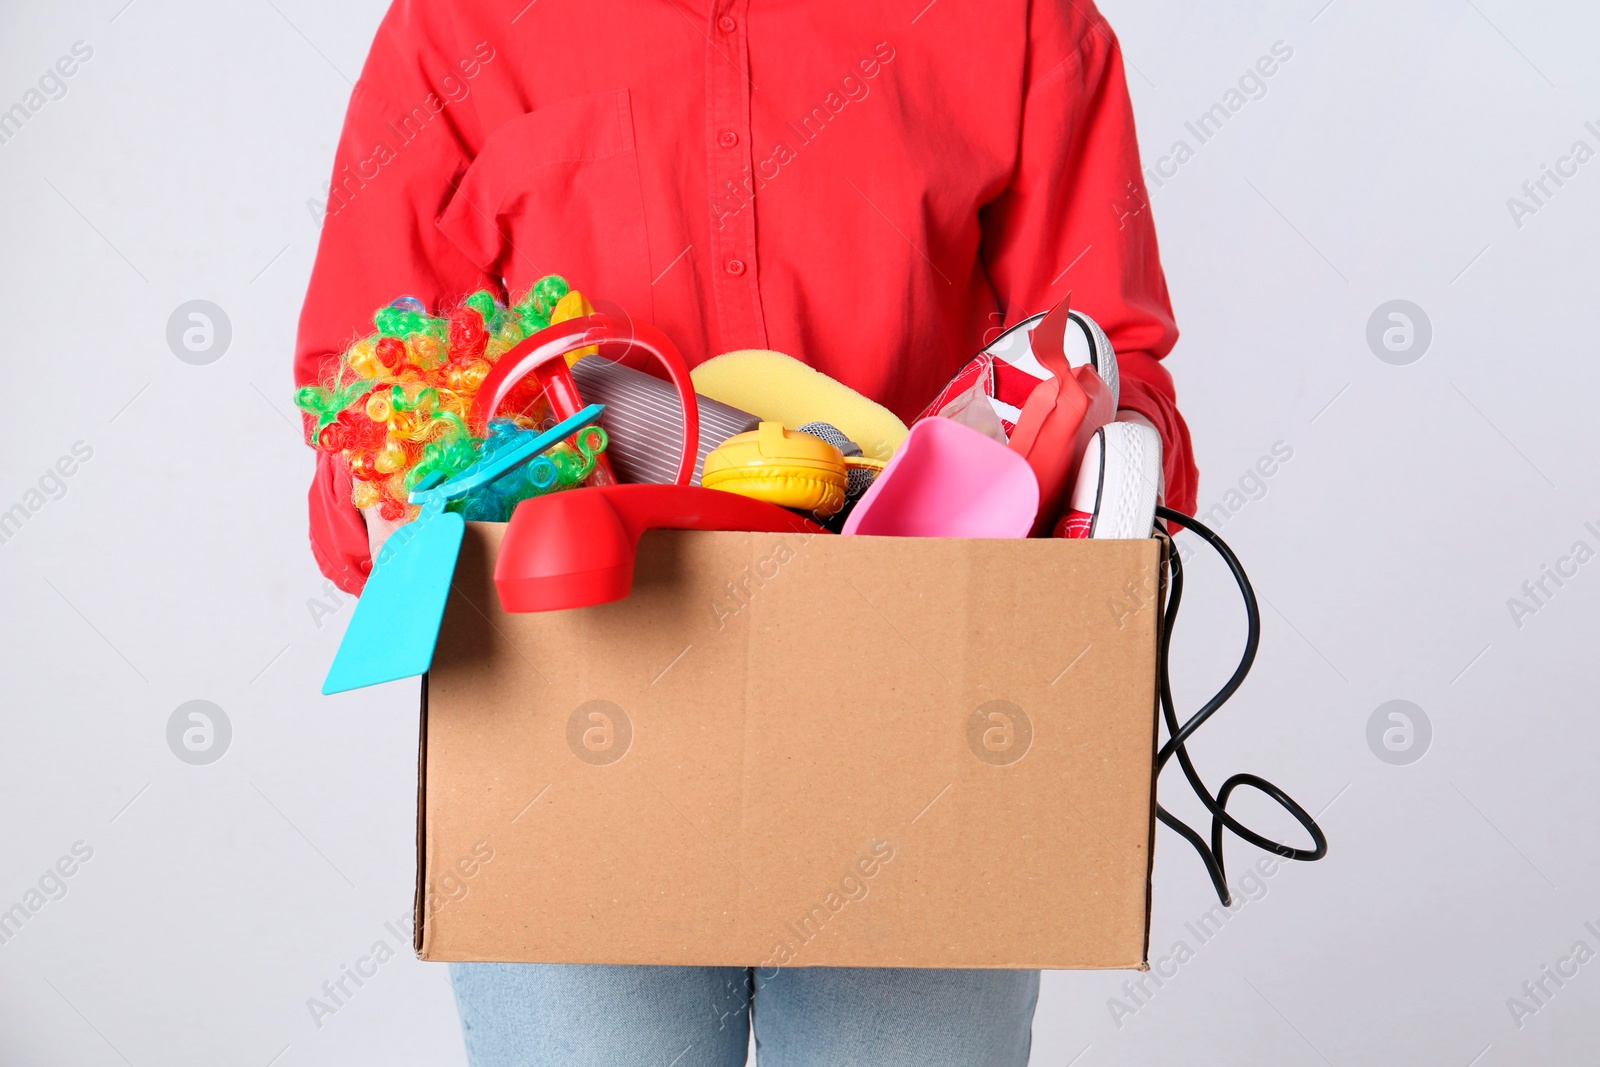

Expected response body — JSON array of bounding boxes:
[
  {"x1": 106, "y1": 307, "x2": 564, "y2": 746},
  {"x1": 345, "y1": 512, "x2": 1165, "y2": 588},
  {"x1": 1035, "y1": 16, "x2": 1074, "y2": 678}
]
[{"x1": 419, "y1": 524, "x2": 1161, "y2": 969}]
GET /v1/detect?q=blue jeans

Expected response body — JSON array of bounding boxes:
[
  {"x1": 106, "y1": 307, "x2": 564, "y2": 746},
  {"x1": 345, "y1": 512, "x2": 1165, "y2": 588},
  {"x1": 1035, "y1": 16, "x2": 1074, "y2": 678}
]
[{"x1": 450, "y1": 963, "x2": 1039, "y2": 1066}]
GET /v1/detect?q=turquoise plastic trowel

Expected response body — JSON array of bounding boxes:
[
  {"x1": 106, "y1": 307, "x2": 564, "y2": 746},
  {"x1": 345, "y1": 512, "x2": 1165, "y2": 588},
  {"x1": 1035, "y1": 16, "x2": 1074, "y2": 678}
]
[{"x1": 321, "y1": 404, "x2": 606, "y2": 695}]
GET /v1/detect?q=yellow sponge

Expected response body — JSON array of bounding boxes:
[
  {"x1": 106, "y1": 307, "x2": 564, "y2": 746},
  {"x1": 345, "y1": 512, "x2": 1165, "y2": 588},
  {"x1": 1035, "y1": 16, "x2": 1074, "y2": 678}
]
[{"x1": 690, "y1": 350, "x2": 907, "y2": 461}]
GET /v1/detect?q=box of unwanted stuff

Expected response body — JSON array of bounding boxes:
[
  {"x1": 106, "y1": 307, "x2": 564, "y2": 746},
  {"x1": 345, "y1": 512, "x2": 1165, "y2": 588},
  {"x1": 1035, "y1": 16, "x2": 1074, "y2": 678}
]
[{"x1": 415, "y1": 521, "x2": 1164, "y2": 969}]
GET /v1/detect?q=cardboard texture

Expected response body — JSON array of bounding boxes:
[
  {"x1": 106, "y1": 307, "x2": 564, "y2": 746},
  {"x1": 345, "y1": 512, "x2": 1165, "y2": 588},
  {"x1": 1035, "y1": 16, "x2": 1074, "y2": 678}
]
[{"x1": 419, "y1": 523, "x2": 1163, "y2": 969}]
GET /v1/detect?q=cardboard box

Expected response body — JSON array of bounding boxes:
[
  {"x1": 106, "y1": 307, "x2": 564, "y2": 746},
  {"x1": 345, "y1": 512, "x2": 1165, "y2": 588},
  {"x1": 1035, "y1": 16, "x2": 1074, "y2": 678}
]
[{"x1": 417, "y1": 523, "x2": 1163, "y2": 969}]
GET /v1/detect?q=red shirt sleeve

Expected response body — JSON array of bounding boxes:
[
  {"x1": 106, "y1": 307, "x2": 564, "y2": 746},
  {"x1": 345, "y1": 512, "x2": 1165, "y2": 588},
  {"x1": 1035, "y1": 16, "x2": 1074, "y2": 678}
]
[
  {"x1": 294, "y1": 7, "x2": 497, "y2": 593},
  {"x1": 978, "y1": 1, "x2": 1197, "y2": 517}
]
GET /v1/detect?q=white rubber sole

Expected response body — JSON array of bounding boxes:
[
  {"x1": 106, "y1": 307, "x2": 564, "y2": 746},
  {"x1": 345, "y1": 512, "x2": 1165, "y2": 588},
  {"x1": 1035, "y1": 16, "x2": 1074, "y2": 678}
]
[{"x1": 1069, "y1": 421, "x2": 1162, "y2": 539}]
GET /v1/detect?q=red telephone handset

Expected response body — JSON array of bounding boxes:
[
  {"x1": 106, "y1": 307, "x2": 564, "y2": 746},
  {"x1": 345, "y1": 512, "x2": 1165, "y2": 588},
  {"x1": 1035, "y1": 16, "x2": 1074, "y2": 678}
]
[
  {"x1": 484, "y1": 318, "x2": 812, "y2": 612},
  {"x1": 496, "y1": 484, "x2": 826, "y2": 612},
  {"x1": 1007, "y1": 297, "x2": 1116, "y2": 536}
]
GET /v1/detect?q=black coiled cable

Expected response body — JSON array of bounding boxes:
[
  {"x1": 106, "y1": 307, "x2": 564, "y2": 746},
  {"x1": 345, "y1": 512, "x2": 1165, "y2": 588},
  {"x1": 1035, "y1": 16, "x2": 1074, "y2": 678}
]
[{"x1": 1153, "y1": 505, "x2": 1328, "y2": 906}]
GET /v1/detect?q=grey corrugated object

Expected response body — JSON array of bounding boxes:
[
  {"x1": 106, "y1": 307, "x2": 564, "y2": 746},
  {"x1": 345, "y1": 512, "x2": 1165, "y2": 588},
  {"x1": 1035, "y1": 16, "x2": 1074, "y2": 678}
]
[{"x1": 571, "y1": 356, "x2": 760, "y2": 485}]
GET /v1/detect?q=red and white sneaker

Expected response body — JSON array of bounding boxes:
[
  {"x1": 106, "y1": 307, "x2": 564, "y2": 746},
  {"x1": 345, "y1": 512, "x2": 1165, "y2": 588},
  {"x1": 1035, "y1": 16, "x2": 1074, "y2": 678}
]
[
  {"x1": 1056, "y1": 420, "x2": 1163, "y2": 539},
  {"x1": 989, "y1": 305, "x2": 1120, "y2": 409},
  {"x1": 916, "y1": 306, "x2": 1120, "y2": 433}
]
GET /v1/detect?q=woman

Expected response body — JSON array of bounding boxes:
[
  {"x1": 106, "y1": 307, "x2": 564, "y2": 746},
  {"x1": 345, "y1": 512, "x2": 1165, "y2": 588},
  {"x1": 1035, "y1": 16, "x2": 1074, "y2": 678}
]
[{"x1": 295, "y1": 1, "x2": 1196, "y2": 1062}]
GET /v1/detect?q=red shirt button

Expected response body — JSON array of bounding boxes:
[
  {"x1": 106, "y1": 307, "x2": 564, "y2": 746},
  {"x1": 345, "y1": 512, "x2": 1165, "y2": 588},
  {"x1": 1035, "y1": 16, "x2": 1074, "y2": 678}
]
[
  {"x1": 718, "y1": 130, "x2": 739, "y2": 148},
  {"x1": 725, "y1": 259, "x2": 746, "y2": 276},
  {"x1": 717, "y1": 14, "x2": 737, "y2": 32}
]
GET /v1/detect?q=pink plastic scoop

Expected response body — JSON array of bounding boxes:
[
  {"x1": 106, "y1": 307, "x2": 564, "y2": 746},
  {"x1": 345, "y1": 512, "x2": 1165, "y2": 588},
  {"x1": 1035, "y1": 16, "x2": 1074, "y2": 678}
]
[{"x1": 841, "y1": 416, "x2": 1040, "y2": 538}]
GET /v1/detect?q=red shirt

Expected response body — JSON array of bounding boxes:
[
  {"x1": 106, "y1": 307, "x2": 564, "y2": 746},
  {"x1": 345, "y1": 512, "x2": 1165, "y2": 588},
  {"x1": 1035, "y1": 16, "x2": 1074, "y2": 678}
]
[{"x1": 296, "y1": 0, "x2": 1196, "y2": 592}]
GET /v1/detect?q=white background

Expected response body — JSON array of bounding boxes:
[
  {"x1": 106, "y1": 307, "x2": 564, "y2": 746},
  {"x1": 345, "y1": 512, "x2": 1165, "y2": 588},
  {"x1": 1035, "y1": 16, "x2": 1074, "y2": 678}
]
[{"x1": 1, "y1": 1, "x2": 1596, "y2": 1064}]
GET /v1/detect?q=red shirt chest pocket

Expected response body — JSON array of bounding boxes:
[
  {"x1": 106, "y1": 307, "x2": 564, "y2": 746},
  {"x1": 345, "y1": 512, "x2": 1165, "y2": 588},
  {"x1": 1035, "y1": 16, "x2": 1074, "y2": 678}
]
[{"x1": 437, "y1": 89, "x2": 652, "y2": 319}]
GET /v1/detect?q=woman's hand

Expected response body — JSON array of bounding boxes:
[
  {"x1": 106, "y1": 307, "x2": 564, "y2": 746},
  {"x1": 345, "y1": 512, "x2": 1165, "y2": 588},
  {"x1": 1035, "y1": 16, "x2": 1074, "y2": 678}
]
[{"x1": 360, "y1": 505, "x2": 407, "y2": 563}]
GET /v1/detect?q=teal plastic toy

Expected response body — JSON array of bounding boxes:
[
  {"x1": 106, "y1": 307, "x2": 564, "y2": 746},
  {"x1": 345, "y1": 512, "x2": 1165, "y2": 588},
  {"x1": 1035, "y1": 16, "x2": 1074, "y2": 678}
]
[{"x1": 321, "y1": 404, "x2": 607, "y2": 695}]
